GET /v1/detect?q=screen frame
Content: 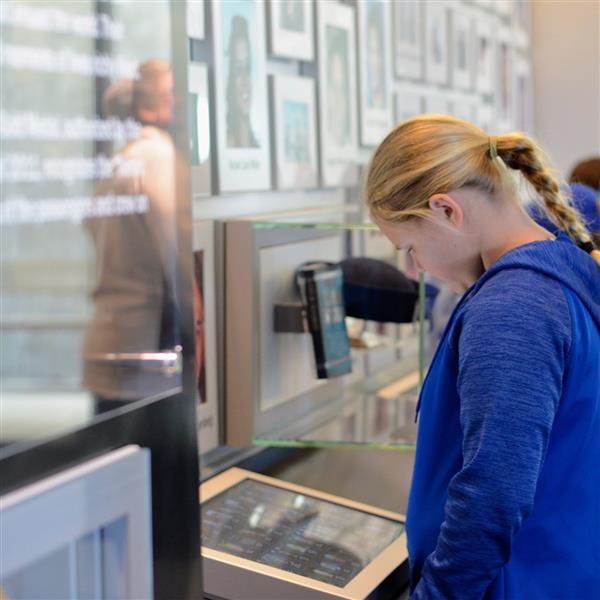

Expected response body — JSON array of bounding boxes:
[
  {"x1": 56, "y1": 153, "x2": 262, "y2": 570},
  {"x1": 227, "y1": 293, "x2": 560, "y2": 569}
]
[{"x1": 200, "y1": 468, "x2": 408, "y2": 599}]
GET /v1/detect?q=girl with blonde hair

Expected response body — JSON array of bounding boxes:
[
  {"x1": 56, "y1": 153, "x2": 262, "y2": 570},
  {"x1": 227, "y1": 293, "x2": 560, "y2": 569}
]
[{"x1": 366, "y1": 115, "x2": 600, "y2": 598}]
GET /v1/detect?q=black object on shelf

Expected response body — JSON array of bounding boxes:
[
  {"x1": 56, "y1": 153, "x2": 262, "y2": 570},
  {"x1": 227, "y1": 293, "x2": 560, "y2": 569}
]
[{"x1": 340, "y1": 257, "x2": 420, "y2": 324}]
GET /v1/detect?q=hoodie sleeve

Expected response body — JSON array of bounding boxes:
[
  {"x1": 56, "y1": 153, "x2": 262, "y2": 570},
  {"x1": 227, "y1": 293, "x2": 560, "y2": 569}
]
[{"x1": 411, "y1": 269, "x2": 572, "y2": 599}]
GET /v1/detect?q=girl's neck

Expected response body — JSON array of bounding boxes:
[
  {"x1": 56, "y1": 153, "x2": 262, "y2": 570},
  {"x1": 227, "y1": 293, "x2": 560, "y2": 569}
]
[{"x1": 479, "y1": 207, "x2": 554, "y2": 270}]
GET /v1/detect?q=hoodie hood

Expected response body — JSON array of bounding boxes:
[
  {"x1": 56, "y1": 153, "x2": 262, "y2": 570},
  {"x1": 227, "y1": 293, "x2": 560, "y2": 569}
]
[{"x1": 467, "y1": 233, "x2": 600, "y2": 331}]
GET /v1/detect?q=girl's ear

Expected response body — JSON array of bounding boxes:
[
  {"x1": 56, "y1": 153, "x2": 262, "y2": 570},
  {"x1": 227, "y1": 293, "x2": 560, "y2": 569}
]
[{"x1": 428, "y1": 194, "x2": 464, "y2": 228}]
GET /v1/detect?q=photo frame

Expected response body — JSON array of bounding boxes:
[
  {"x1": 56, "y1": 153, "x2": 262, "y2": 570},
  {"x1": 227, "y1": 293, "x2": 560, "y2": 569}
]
[
  {"x1": 317, "y1": 1, "x2": 358, "y2": 187},
  {"x1": 192, "y1": 220, "x2": 220, "y2": 454},
  {"x1": 392, "y1": 0, "x2": 422, "y2": 80},
  {"x1": 357, "y1": 0, "x2": 393, "y2": 147},
  {"x1": 495, "y1": 25, "x2": 514, "y2": 133},
  {"x1": 424, "y1": 2, "x2": 449, "y2": 85},
  {"x1": 474, "y1": 16, "x2": 494, "y2": 95},
  {"x1": 187, "y1": 0, "x2": 205, "y2": 40},
  {"x1": 395, "y1": 85, "x2": 423, "y2": 123},
  {"x1": 268, "y1": 0, "x2": 314, "y2": 61},
  {"x1": 451, "y1": 8, "x2": 474, "y2": 91},
  {"x1": 213, "y1": 0, "x2": 271, "y2": 192},
  {"x1": 514, "y1": 55, "x2": 533, "y2": 133},
  {"x1": 270, "y1": 74, "x2": 318, "y2": 189},
  {"x1": 188, "y1": 62, "x2": 212, "y2": 197}
]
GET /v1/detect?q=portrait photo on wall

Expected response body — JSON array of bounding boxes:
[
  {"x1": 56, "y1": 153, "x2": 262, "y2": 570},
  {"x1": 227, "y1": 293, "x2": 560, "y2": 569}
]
[
  {"x1": 317, "y1": 1, "x2": 358, "y2": 187},
  {"x1": 192, "y1": 221, "x2": 219, "y2": 454},
  {"x1": 358, "y1": 0, "x2": 392, "y2": 147},
  {"x1": 187, "y1": 62, "x2": 212, "y2": 197},
  {"x1": 392, "y1": 0, "x2": 422, "y2": 80},
  {"x1": 268, "y1": 0, "x2": 314, "y2": 61},
  {"x1": 394, "y1": 85, "x2": 423, "y2": 124},
  {"x1": 451, "y1": 9, "x2": 473, "y2": 91},
  {"x1": 270, "y1": 74, "x2": 318, "y2": 189},
  {"x1": 424, "y1": 2, "x2": 449, "y2": 85},
  {"x1": 187, "y1": 0, "x2": 205, "y2": 40},
  {"x1": 495, "y1": 26, "x2": 514, "y2": 133},
  {"x1": 213, "y1": 0, "x2": 271, "y2": 192},
  {"x1": 475, "y1": 17, "x2": 494, "y2": 95}
]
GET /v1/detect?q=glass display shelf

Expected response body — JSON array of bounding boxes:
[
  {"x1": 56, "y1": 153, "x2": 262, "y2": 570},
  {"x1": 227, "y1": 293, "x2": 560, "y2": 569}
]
[{"x1": 223, "y1": 214, "x2": 428, "y2": 450}]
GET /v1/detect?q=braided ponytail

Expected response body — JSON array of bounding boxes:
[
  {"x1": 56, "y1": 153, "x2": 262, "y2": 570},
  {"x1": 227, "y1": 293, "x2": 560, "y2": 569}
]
[{"x1": 496, "y1": 133, "x2": 600, "y2": 265}]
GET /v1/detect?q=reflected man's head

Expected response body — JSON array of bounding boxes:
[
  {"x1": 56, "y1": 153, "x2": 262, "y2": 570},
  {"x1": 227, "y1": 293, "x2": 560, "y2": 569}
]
[{"x1": 133, "y1": 59, "x2": 174, "y2": 126}]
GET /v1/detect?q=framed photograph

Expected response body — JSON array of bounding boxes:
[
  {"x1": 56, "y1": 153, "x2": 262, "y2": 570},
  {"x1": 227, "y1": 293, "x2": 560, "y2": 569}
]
[
  {"x1": 357, "y1": 0, "x2": 393, "y2": 147},
  {"x1": 514, "y1": 55, "x2": 533, "y2": 133},
  {"x1": 423, "y1": 91, "x2": 451, "y2": 116},
  {"x1": 424, "y1": 2, "x2": 449, "y2": 85},
  {"x1": 192, "y1": 221, "x2": 220, "y2": 454},
  {"x1": 392, "y1": 0, "x2": 422, "y2": 80},
  {"x1": 188, "y1": 63, "x2": 212, "y2": 197},
  {"x1": 268, "y1": 0, "x2": 314, "y2": 61},
  {"x1": 451, "y1": 8, "x2": 474, "y2": 91},
  {"x1": 495, "y1": 26, "x2": 514, "y2": 133},
  {"x1": 270, "y1": 74, "x2": 318, "y2": 189},
  {"x1": 474, "y1": 16, "x2": 494, "y2": 95},
  {"x1": 395, "y1": 85, "x2": 423, "y2": 123},
  {"x1": 513, "y1": 0, "x2": 530, "y2": 49},
  {"x1": 317, "y1": 1, "x2": 358, "y2": 187},
  {"x1": 213, "y1": 0, "x2": 271, "y2": 192},
  {"x1": 187, "y1": 0, "x2": 205, "y2": 40}
]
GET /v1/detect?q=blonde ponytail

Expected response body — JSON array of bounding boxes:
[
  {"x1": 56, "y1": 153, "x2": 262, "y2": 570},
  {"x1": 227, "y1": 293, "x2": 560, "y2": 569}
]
[{"x1": 496, "y1": 133, "x2": 600, "y2": 265}]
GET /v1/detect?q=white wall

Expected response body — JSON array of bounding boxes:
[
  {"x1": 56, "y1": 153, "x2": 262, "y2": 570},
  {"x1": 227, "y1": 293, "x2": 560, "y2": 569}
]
[{"x1": 532, "y1": 0, "x2": 600, "y2": 178}]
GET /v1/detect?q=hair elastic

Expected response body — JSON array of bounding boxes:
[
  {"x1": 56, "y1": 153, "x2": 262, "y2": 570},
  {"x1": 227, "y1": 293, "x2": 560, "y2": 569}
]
[{"x1": 489, "y1": 136, "x2": 498, "y2": 160}]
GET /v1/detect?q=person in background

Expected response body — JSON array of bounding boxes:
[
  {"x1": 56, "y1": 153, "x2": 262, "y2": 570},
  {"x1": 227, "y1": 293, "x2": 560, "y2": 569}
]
[
  {"x1": 365, "y1": 115, "x2": 600, "y2": 598},
  {"x1": 569, "y1": 156, "x2": 600, "y2": 191},
  {"x1": 84, "y1": 60, "x2": 181, "y2": 412}
]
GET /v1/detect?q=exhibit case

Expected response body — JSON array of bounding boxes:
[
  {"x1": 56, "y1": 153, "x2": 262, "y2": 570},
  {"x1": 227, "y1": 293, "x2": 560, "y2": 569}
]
[
  {"x1": 222, "y1": 212, "x2": 429, "y2": 450},
  {"x1": 200, "y1": 468, "x2": 409, "y2": 600}
]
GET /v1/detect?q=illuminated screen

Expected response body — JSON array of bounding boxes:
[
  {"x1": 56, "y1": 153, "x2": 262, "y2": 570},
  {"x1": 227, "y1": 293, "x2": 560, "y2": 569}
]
[{"x1": 202, "y1": 479, "x2": 404, "y2": 588}]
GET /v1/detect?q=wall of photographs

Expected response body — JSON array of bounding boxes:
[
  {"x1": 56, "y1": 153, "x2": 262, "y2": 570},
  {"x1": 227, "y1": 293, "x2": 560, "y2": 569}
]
[
  {"x1": 186, "y1": 0, "x2": 533, "y2": 454},
  {"x1": 187, "y1": 0, "x2": 532, "y2": 205}
]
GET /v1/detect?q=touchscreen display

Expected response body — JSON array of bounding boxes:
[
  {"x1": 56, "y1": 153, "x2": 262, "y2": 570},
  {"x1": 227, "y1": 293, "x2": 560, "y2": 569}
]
[{"x1": 201, "y1": 479, "x2": 404, "y2": 588}]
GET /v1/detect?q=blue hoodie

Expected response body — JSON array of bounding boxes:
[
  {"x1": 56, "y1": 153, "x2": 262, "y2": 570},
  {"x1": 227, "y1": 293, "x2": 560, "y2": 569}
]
[{"x1": 408, "y1": 234, "x2": 600, "y2": 599}]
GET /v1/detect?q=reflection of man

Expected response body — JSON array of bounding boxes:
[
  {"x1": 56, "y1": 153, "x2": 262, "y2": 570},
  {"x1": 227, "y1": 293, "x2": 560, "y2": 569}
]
[
  {"x1": 326, "y1": 26, "x2": 350, "y2": 147},
  {"x1": 366, "y1": 4, "x2": 386, "y2": 109},
  {"x1": 83, "y1": 60, "x2": 181, "y2": 411},
  {"x1": 193, "y1": 251, "x2": 206, "y2": 403},
  {"x1": 280, "y1": 0, "x2": 304, "y2": 33},
  {"x1": 226, "y1": 15, "x2": 259, "y2": 148}
]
